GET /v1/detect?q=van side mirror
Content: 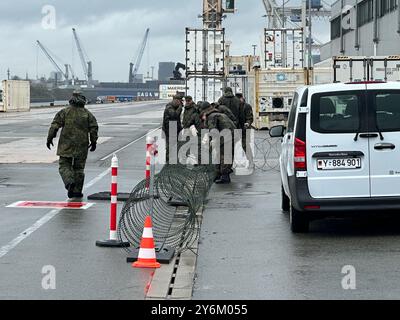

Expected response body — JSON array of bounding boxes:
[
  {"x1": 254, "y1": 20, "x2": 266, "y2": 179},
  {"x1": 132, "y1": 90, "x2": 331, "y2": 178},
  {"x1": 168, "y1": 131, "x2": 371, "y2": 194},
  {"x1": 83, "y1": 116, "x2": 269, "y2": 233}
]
[{"x1": 269, "y1": 125, "x2": 285, "y2": 138}]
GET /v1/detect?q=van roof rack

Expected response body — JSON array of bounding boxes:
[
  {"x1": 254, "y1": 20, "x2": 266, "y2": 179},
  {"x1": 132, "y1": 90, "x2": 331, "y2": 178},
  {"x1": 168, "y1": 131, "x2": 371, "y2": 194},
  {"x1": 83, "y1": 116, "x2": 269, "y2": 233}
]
[{"x1": 345, "y1": 81, "x2": 386, "y2": 84}]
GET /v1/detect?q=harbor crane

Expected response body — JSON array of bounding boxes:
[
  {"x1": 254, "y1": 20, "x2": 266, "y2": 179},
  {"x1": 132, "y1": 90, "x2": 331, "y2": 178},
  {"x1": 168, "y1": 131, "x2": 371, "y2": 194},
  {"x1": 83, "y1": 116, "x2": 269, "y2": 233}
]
[
  {"x1": 72, "y1": 28, "x2": 93, "y2": 85},
  {"x1": 129, "y1": 28, "x2": 150, "y2": 83},
  {"x1": 202, "y1": 0, "x2": 235, "y2": 29},
  {"x1": 262, "y1": 0, "x2": 284, "y2": 28},
  {"x1": 36, "y1": 40, "x2": 70, "y2": 81}
]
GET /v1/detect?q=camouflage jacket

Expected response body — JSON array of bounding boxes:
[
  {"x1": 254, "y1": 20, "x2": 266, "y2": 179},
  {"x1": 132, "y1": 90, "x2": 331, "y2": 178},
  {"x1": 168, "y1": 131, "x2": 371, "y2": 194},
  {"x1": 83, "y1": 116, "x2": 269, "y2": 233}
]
[
  {"x1": 162, "y1": 100, "x2": 183, "y2": 137},
  {"x1": 182, "y1": 102, "x2": 201, "y2": 131},
  {"x1": 217, "y1": 93, "x2": 240, "y2": 127},
  {"x1": 47, "y1": 104, "x2": 98, "y2": 159},
  {"x1": 216, "y1": 105, "x2": 237, "y2": 126},
  {"x1": 206, "y1": 110, "x2": 237, "y2": 132},
  {"x1": 239, "y1": 102, "x2": 254, "y2": 128}
]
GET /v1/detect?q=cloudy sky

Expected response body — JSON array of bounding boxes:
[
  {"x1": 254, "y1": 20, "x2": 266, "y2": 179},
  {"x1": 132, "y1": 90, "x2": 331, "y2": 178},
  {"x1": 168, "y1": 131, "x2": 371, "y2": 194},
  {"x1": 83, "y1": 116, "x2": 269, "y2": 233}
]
[{"x1": 0, "y1": 0, "x2": 332, "y2": 82}]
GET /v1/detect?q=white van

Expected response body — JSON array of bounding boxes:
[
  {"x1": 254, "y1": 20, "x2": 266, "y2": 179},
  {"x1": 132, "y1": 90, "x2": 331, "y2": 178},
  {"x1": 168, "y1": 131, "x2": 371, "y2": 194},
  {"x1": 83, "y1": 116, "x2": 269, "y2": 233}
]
[{"x1": 270, "y1": 82, "x2": 400, "y2": 233}]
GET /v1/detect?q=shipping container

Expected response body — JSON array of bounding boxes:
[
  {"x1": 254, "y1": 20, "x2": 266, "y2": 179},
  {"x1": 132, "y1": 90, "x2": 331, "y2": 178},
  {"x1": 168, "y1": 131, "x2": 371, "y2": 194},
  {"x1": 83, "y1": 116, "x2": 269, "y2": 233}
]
[
  {"x1": 249, "y1": 68, "x2": 307, "y2": 129},
  {"x1": 225, "y1": 75, "x2": 249, "y2": 97},
  {"x1": 159, "y1": 84, "x2": 186, "y2": 100},
  {"x1": 264, "y1": 28, "x2": 304, "y2": 69},
  {"x1": 185, "y1": 28, "x2": 225, "y2": 102},
  {"x1": 186, "y1": 78, "x2": 223, "y2": 103},
  {"x1": 1, "y1": 80, "x2": 30, "y2": 112},
  {"x1": 333, "y1": 55, "x2": 400, "y2": 83}
]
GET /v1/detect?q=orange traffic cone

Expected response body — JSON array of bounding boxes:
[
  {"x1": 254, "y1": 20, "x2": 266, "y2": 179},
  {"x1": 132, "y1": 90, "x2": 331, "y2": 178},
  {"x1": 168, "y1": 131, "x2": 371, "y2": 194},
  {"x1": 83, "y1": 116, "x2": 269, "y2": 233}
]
[{"x1": 132, "y1": 216, "x2": 161, "y2": 268}]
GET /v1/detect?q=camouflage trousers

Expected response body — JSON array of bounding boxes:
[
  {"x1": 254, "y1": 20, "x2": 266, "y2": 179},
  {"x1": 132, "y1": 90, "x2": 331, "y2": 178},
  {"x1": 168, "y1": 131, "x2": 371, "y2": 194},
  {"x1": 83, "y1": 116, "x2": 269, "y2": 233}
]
[
  {"x1": 59, "y1": 156, "x2": 86, "y2": 193},
  {"x1": 215, "y1": 140, "x2": 234, "y2": 176}
]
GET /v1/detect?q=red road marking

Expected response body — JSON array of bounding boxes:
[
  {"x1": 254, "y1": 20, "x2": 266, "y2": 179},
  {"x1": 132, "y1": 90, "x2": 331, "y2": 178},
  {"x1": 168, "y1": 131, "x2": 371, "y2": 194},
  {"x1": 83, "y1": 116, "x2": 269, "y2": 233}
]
[
  {"x1": 7, "y1": 201, "x2": 93, "y2": 210},
  {"x1": 20, "y1": 201, "x2": 85, "y2": 208}
]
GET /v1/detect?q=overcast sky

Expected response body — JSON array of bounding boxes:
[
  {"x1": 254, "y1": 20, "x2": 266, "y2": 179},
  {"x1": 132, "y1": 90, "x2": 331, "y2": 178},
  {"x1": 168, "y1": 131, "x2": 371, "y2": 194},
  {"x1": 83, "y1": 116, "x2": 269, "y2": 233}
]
[{"x1": 0, "y1": 0, "x2": 332, "y2": 82}]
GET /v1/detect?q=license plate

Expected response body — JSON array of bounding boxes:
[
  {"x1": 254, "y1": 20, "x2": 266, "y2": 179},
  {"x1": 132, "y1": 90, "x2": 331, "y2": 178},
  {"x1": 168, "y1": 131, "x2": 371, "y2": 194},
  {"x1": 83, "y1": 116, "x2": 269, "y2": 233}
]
[{"x1": 317, "y1": 157, "x2": 361, "y2": 170}]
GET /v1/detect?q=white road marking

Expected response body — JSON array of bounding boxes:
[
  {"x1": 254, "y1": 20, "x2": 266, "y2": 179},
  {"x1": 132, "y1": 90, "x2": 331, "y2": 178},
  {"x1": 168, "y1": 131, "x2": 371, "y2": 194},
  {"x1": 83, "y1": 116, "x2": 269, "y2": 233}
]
[
  {"x1": 83, "y1": 168, "x2": 111, "y2": 191},
  {"x1": 0, "y1": 125, "x2": 157, "y2": 259},
  {"x1": 0, "y1": 209, "x2": 59, "y2": 259},
  {"x1": 0, "y1": 168, "x2": 109, "y2": 259}
]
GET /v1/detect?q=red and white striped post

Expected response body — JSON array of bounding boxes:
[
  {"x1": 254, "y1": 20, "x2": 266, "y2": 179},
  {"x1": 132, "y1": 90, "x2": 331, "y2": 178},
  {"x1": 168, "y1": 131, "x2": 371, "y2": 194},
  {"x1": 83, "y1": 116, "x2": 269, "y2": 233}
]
[
  {"x1": 145, "y1": 137, "x2": 154, "y2": 190},
  {"x1": 126, "y1": 136, "x2": 175, "y2": 264},
  {"x1": 96, "y1": 154, "x2": 129, "y2": 248},
  {"x1": 110, "y1": 154, "x2": 119, "y2": 240}
]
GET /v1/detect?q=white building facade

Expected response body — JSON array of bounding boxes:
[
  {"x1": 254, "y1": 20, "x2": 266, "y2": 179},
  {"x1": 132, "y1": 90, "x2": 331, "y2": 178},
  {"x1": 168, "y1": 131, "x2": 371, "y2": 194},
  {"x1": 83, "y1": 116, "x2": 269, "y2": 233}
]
[{"x1": 321, "y1": 0, "x2": 400, "y2": 59}]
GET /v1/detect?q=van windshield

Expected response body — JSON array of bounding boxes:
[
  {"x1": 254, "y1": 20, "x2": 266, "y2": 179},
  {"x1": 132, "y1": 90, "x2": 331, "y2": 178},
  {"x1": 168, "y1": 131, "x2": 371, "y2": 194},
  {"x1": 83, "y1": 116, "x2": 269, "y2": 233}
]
[{"x1": 311, "y1": 92, "x2": 361, "y2": 133}]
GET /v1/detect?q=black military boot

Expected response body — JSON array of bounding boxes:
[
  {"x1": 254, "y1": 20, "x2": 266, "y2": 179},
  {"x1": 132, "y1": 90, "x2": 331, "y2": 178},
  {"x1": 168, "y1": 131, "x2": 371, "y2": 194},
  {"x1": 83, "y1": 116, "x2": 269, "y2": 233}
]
[
  {"x1": 215, "y1": 174, "x2": 231, "y2": 184},
  {"x1": 72, "y1": 192, "x2": 84, "y2": 198},
  {"x1": 67, "y1": 183, "x2": 76, "y2": 199},
  {"x1": 213, "y1": 174, "x2": 221, "y2": 182}
]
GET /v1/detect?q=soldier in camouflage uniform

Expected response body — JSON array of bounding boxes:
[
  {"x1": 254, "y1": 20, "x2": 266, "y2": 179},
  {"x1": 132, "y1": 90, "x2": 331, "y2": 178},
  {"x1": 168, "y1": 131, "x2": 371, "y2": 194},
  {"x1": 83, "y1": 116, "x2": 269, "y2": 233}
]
[
  {"x1": 47, "y1": 91, "x2": 98, "y2": 198},
  {"x1": 236, "y1": 93, "x2": 254, "y2": 163},
  {"x1": 196, "y1": 101, "x2": 203, "y2": 112},
  {"x1": 181, "y1": 96, "x2": 201, "y2": 163},
  {"x1": 199, "y1": 102, "x2": 236, "y2": 184},
  {"x1": 217, "y1": 87, "x2": 241, "y2": 128},
  {"x1": 162, "y1": 94, "x2": 183, "y2": 163},
  {"x1": 215, "y1": 103, "x2": 237, "y2": 127},
  {"x1": 182, "y1": 96, "x2": 201, "y2": 132}
]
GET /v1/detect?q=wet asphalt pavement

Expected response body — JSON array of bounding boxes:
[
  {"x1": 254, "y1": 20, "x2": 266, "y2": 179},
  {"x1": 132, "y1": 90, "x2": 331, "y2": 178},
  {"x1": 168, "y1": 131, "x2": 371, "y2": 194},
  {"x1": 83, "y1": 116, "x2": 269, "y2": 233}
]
[
  {"x1": 0, "y1": 101, "x2": 164, "y2": 299},
  {"x1": 193, "y1": 135, "x2": 400, "y2": 300}
]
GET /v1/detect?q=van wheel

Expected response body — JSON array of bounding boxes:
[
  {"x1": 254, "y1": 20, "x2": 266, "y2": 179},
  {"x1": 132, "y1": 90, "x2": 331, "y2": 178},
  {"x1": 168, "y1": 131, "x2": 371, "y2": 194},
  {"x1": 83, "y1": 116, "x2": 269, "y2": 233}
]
[
  {"x1": 281, "y1": 185, "x2": 290, "y2": 212},
  {"x1": 290, "y1": 205, "x2": 309, "y2": 233}
]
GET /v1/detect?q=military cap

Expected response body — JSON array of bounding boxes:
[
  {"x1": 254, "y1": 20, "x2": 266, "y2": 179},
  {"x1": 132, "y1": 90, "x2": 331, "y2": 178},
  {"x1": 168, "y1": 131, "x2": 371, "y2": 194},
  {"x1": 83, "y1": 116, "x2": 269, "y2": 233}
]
[
  {"x1": 199, "y1": 101, "x2": 212, "y2": 112},
  {"x1": 224, "y1": 87, "x2": 233, "y2": 94},
  {"x1": 173, "y1": 94, "x2": 184, "y2": 100}
]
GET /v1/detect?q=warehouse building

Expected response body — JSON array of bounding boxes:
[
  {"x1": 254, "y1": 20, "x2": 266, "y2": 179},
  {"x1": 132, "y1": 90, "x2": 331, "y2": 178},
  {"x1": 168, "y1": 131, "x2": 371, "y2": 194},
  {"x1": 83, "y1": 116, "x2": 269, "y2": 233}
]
[
  {"x1": 320, "y1": 0, "x2": 400, "y2": 59},
  {"x1": 158, "y1": 62, "x2": 176, "y2": 81}
]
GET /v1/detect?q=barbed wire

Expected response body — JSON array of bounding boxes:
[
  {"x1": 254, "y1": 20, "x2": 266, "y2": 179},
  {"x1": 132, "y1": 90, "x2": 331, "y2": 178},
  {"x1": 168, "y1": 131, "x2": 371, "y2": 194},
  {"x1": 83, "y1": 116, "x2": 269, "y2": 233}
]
[
  {"x1": 253, "y1": 135, "x2": 282, "y2": 172},
  {"x1": 117, "y1": 131, "x2": 281, "y2": 254},
  {"x1": 117, "y1": 164, "x2": 216, "y2": 253}
]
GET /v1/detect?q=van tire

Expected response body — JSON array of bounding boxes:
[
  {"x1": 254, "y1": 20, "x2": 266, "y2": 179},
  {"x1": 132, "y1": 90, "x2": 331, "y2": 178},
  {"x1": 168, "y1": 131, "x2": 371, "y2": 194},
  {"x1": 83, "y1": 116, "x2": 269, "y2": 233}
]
[
  {"x1": 290, "y1": 205, "x2": 309, "y2": 233},
  {"x1": 281, "y1": 185, "x2": 290, "y2": 212}
]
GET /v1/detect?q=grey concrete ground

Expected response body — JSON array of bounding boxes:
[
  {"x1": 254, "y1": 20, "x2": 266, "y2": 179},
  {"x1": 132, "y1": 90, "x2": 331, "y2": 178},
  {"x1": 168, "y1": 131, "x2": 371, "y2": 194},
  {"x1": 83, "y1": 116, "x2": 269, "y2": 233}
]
[
  {"x1": 193, "y1": 134, "x2": 400, "y2": 300},
  {"x1": 0, "y1": 101, "x2": 165, "y2": 299}
]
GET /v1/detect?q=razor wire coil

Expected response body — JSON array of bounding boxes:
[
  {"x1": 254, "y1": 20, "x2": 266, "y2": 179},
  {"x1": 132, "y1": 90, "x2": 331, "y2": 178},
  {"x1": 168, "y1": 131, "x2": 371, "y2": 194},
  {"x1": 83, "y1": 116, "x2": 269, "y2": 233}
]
[
  {"x1": 117, "y1": 130, "x2": 280, "y2": 254},
  {"x1": 118, "y1": 163, "x2": 216, "y2": 253}
]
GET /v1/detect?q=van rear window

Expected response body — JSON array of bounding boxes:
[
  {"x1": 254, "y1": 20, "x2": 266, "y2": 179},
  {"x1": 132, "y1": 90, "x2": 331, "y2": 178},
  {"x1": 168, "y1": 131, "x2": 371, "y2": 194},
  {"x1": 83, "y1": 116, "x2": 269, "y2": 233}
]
[
  {"x1": 311, "y1": 93, "x2": 360, "y2": 133},
  {"x1": 375, "y1": 92, "x2": 400, "y2": 131}
]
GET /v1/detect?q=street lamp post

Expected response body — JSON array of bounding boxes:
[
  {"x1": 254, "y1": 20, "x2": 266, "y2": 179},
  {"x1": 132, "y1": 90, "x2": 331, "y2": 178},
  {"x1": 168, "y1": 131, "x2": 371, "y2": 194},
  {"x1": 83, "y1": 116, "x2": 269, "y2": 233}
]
[{"x1": 252, "y1": 45, "x2": 257, "y2": 56}]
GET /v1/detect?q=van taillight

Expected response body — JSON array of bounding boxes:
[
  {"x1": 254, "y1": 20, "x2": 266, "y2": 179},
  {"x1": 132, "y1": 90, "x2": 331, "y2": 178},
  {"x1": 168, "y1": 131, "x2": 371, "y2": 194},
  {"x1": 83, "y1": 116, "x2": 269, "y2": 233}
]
[{"x1": 294, "y1": 138, "x2": 306, "y2": 169}]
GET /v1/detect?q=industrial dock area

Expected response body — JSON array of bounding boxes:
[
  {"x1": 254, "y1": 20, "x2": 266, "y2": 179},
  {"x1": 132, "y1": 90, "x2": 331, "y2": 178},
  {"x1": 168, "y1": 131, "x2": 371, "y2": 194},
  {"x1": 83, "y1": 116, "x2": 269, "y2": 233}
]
[{"x1": 3, "y1": 0, "x2": 400, "y2": 311}]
